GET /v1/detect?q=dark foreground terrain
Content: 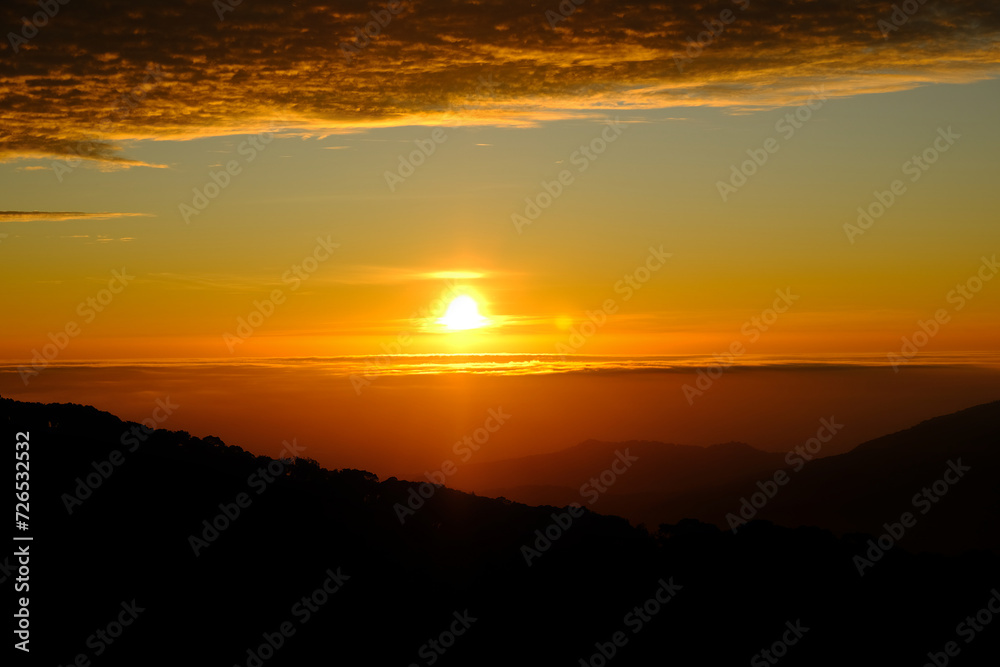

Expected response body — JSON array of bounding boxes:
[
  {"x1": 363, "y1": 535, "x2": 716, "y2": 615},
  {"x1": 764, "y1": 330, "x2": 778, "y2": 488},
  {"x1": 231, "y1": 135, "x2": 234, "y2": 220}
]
[{"x1": 3, "y1": 396, "x2": 998, "y2": 666}]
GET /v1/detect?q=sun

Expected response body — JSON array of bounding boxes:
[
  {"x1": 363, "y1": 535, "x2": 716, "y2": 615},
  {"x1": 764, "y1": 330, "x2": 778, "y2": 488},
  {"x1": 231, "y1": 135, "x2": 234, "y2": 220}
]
[{"x1": 437, "y1": 295, "x2": 491, "y2": 331}]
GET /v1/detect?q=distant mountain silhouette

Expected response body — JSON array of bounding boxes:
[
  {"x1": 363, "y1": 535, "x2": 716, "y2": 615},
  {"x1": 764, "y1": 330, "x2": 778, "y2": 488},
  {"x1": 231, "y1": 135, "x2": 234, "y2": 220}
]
[
  {"x1": 445, "y1": 402, "x2": 1000, "y2": 554},
  {"x1": 3, "y1": 395, "x2": 998, "y2": 666},
  {"x1": 447, "y1": 438, "x2": 784, "y2": 498}
]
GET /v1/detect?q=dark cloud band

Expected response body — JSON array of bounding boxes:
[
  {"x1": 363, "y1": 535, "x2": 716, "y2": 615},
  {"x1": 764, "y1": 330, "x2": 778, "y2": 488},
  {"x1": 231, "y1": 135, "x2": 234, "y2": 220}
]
[{"x1": 2, "y1": 0, "x2": 998, "y2": 164}]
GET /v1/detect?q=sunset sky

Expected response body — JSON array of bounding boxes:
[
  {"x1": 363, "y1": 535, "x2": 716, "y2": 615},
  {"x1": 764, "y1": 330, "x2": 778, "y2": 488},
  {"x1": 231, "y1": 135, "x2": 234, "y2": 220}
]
[
  {"x1": 7, "y1": 9, "x2": 999, "y2": 662},
  {"x1": 2, "y1": 0, "x2": 999, "y2": 360}
]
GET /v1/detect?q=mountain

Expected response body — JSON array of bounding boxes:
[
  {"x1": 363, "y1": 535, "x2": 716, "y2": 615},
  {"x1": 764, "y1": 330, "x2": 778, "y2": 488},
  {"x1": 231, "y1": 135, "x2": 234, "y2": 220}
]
[
  {"x1": 441, "y1": 402, "x2": 1000, "y2": 553},
  {"x1": 446, "y1": 438, "x2": 785, "y2": 499},
  {"x1": 442, "y1": 438, "x2": 789, "y2": 528},
  {"x1": 746, "y1": 400, "x2": 1000, "y2": 552},
  {"x1": 3, "y1": 395, "x2": 998, "y2": 666}
]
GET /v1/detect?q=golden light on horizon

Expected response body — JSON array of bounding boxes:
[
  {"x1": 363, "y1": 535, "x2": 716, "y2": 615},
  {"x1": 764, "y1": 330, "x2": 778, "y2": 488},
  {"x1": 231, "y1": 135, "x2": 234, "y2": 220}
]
[{"x1": 437, "y1": 295, "x2": 491, "y2": 331}]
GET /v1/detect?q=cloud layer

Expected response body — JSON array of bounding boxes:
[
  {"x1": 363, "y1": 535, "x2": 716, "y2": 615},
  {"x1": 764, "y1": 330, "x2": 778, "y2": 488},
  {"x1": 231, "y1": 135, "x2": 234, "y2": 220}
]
[
  {"x1": 0, "y1": 211, "x2": 151, "y2": 222},
  {"x1": 2, "y1": 0, "x2": 998, "y2": 164}
]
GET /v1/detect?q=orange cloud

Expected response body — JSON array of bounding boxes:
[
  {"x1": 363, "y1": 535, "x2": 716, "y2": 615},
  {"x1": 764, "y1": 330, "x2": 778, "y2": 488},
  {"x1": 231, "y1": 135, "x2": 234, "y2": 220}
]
[
  {"x1": 0, "y1": 211, "x2": 152, "y2": 222},
  {"x1": 1, "y1": 0, "x2": 997, "y2": 164}
]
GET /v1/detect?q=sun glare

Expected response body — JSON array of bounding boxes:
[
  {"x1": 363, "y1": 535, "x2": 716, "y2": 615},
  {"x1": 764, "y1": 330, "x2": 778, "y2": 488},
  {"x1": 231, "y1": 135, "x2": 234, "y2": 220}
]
[{"x1": 437, "y1": 295, "x2": 490, "y2": 331}]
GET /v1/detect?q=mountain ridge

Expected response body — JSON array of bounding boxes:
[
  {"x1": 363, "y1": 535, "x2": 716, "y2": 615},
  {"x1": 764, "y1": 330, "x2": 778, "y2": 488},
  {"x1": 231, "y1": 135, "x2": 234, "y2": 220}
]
[{"x1": 434, "y1": 400, "x2": 1000, "y2": 553}]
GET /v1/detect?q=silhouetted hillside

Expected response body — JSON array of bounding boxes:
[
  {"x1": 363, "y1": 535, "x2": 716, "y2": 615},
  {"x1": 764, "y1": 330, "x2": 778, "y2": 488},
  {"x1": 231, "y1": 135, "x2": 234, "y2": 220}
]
[
  {"x1": 447, "y1": 402, "x2": 1000, "y2": 554},
  {"x1": 445, "y1": 438, "x2": 784, "y2": 505},
  {"x1": 3, "y1": 396, "x2": 998, "y2": 666}
]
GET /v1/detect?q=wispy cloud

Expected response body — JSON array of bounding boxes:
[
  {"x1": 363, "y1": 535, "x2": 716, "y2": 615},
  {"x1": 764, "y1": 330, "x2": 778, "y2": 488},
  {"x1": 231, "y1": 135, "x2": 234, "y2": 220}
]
[
  {"x1": 143, "y1": 272, "x2": 276, "y2": 293},
  {"x1": 0, "y1": 354, "x2": 996, "y2": 378},
  {"x1": 141, "y1": 267, "x2": 497, "y2": 294},
  {"x1": 0, "y1": 211, "x2": 152, "y2": 222},
  {"x1": 328, "y1": 266, "x2": 493, "y2": 285}
]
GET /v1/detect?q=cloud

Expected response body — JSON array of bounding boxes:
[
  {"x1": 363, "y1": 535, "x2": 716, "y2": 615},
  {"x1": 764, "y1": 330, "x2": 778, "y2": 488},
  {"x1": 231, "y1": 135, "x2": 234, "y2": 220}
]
[
  {"x1": 1, "y1": 0, "x2": 998, "y2": 163},
  {"x1": 1, "y1": 353, "x2": 992, "y2": 379},
  {"x1": 326, "y1": 266, "x2": 492, "y2": 285},
  {"x1": 143, "y1": 272, "x2": 273, "y2": 292},
  {"x1": 0, "y1": 211, "x2": 152, "y2": 222},
  {"x1": 0, "y1": 136, "x2": 170, "y2": 170},
  {"x1": 141, "y1": 267, "x2": 492, "y2": 292}
]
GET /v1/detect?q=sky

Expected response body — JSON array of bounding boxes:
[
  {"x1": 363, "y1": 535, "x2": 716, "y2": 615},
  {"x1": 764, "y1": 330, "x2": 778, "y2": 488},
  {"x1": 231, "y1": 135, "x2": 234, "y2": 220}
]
[{"x1": 2, "y1": 0, "x2": 999, "y2": 362}]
